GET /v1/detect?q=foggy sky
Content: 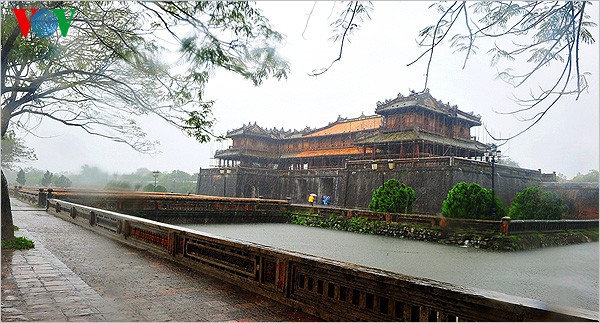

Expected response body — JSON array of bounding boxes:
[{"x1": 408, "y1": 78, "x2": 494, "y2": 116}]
[{"x1": 14, "y1": 2, "x2": 600, "y2": 179}]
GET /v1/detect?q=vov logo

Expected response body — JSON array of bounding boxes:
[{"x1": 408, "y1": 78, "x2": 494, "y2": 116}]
[{"x1": 12, "y1": 8, "x2": 76, "y2": 38}]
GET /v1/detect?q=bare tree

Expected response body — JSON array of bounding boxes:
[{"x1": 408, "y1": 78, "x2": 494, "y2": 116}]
[
  {"x1": 309, "y1": 1, "x2": 595, "y2": 143},
  {"x1": 308, "y1": 1, "x2": 373, "y2": 76},
  {"x1": 408, "y1": 1, "x2": 596, "y2": 142}
]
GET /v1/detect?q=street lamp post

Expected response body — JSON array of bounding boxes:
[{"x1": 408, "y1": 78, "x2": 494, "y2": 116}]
[
  {"x1": 485, "y1": 145, "x2": 501, "y2": 218},
  {"x1": 152, "y1": 171, "x2": 160, "y2": 192}
]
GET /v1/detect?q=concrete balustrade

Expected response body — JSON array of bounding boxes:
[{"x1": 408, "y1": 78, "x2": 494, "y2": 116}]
[{"x1": 39, "y1": 197, "x2": 597, "y2": 322}]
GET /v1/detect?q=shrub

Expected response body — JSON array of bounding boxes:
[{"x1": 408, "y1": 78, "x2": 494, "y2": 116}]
[
  {"x1": 368, "y1": 179, "x2": 415, "y2": 213},
  {"x1": 442, "y1": 182, "x2": 506, "y2": 220},
  {"x1": 509, "y1": 186, "x2": 567, "y2": 220}
]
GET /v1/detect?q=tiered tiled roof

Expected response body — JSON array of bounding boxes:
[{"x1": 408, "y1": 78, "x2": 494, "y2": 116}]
[
  {"x1": 303, "y1": 115, "x2": 381, "y2": 137},
  {"x1": 375, "y1": 89, "x2": 481, "y2": 126},
  {"x1": 227, "y1": 122, "x2": 312, "y2": 139},
  {"x1": 227, "y1": 115, "x2": 380, "y2": 141},
  {"x1": 356, "y1": 130, "x2": 484, "y2": 150},
  {"x1": 281, "y1": 147, "x2": 366, "y2": 159}
]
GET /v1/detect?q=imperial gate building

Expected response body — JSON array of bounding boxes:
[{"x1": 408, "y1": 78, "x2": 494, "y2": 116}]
[
  {"x1": 214, "y1": 90, "x2": 486, "y2": 170},
  {"x1": 197, "y1": 90, "x2": 596, "y2": 217}
]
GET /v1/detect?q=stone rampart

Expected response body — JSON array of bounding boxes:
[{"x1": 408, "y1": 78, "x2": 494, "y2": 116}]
[
  {"x1": 541, "y1": 182, "x2": 599, "y2": 219},
  {"x1": 198, "y1": 157, "x2": 551, "y2": 214}
]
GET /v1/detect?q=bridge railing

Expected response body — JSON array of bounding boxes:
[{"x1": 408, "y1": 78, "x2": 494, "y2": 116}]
[
  {"x1": 42, "y1": 198, "x2": 597, "y2": 322},
  {"x1": 507, "y1": 219, "x2": 599, "y2": 234},
  {"x1": 10, "y1": 187, "x2": 42, "y2": 206},
  {"x1": 46, "y1": 190, "x2": 289, "y2": 210},
  {"x1": 285, "y1": 204, "x2": 600, "y2": 235},
  {"x1": 42, "y1": 191, "x2": 290, "y2": 224}
]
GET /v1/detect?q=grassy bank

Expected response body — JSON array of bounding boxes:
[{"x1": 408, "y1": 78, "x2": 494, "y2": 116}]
[{"x1": 288, "y1": 214, "x2": 598, "y2": 251}]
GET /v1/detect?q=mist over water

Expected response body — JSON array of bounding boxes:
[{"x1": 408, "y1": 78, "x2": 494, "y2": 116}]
[{"x1": 183, "y1": 223, "x2": 599, "y2": 311}]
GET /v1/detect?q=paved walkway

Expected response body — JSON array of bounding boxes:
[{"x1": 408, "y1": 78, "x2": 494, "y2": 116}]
[{"x1": 1, "y1": 199, "x2": 317, "y2": 322}]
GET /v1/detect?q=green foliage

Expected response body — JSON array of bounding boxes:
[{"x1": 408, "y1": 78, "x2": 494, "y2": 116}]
[
  {"x1": 290, "y1": 214, "x2": 445, "y2": 243},
  {"x1": 22, "y1": 168, "x2": 46, "y2": 187},
  {"x1": 16, "y1": 169, "x2": 26, "y2": 186},
  {"x1": 41, "y1": 171, "x2": 53, "y2": 187},
  {"x1": 291, "y1": 215, "x2": 378, "y2": 234},
  {"x1": 1, "y1": 2, "x2": 289, "y2": 153},
  {"x1": 105, "y1": 180, "x2": 132, "y2": 190},
  {"x1": 1, "y1": 237, "x2": 35, "y2": 250},
  {"x1": 556, "y1": 173, "x2": 568, "y2": 183},
  {"x1": 290, "y1": 213, "x2": 320, "y2": 226},
  {"x1": 347, "y1": 217, "x2": 372, "y2": 233},
  {"x1": 12, "y1": 165, "x2": 196, "y2": 193},
  {"x1": 498, "y1": 157, "x2": 519, "y2": 167},
  {"x1": 442, "y1": 182, "x2": 506, "y2": 220},
  {"x1": 585, "y1": 230, "x2": 599, "y2": 241},
  {"x1": 158, "y1": 170, "x2": 196, "y2": 194},
  {"x1": 368, "y1": 179, "x2": 415, "y2": 213},
  {"x1": 1, "y1": 130, "x2": 37, "y2": 170},
  {"x1": 53, "y1": 175, "x2": 72, "y2": 188},
  {"x1": 509, "y1": 186, "x2": 567, "y2": 220},
  {"x1": 570, "y1": 170, "x2": 599, "y2": 183},
  {"x1": 142, "y1": 183, "x2": 167, "y2": 192}
]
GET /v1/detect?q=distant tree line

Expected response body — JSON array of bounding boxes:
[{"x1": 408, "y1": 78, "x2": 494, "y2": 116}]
[
  {"x1": 11, "y1": 169, "x2": 72, "y2": 188},
  {"x1": 555, "y1": 169, "x2": 599, "y2": 183},
  {"x1": 5, "y1": 165, "x2": 197, "y2": 194},
  {"x1": 569, "y1": 170, "x2": 599, "y2": 183}
]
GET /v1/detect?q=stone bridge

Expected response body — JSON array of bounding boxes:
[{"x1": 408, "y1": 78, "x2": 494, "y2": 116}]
[{"x1": 9, "y1": 188, "x2": 599, "y2": 322}]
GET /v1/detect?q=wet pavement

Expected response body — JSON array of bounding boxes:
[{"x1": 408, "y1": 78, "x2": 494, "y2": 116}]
[{"x1": 1, "y1": 199, "x2": 317, "y2": 322}]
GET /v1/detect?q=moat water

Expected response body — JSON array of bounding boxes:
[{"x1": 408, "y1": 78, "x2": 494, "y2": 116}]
[{"x1": 181, "y1": 223, "x2": 599, "y2": 312}]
